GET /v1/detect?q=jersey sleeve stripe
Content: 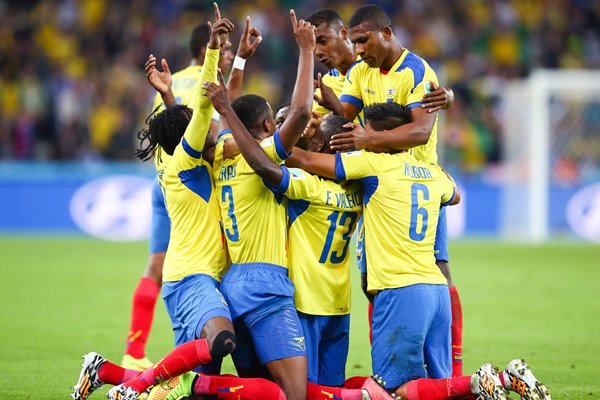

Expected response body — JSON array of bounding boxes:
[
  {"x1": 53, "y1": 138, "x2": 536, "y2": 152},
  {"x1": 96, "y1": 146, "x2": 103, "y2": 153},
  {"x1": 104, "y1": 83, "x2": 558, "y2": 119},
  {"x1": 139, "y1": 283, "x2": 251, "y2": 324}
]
[
  {"x1": 274, "y1": 131, "x2": 292, "y2": 160},
  {"x1": 441, "y1": 187, "x2": 456, "y2": 206},
  {"x1": 277, "y1": 166, "x2": 291, "y2": 192},
  {"x1": 182, "y1": 137, "x2": 202, "y2": 159},
  {"x1": 406, "y1": 102, "x2": 423, "y2": 109},
  {"x1": 340, "y1": 94, "x2": 364, "y2": 110},
  {"x1": 217, "y1": 128, "x2": 232, "y2": 141},
  {"x1": 335, "y1": 152, "x2": 347, "y2": 181}
]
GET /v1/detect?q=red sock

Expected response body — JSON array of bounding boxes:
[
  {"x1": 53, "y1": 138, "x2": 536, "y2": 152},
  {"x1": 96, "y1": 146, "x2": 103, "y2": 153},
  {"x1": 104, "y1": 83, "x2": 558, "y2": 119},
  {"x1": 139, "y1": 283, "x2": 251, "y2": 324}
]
[
  {"x1": 449, "y1": 286, "x2": 463, "y2": 377},
  {"x1": 126, "y1": 277, "x2": 160, "y2": 359},
  {"x1": 125, "y1": 339, "x2": 212, "y2": 393},
  {"x1": 194, "y1": 374, "x2": 285, "y2": 400},
  {"x1": 308, "y1": 382, "x2": 364, "y2": 400},
  {"x1": 498, "y1": 371, "x2": 506, "y2": 387},
  {"x1": 343, "y1": 376, "x2": 368, "y2": 389},
  {"x1": 368, "y1": 302, "x2": 373, "y2": 344},
  {"x1": 404, "y1": 376, "x2": 472, "y2": 400},
  {"x1": 98, "y1": 361, "x2": 140, "y2": 385}
]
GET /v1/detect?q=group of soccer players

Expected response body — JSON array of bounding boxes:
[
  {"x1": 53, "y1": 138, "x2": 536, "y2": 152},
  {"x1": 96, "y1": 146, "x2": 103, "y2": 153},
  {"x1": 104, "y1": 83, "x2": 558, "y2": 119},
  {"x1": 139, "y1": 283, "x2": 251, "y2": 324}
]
[{"x1": 71, "y1": 3, "x2": 551, "y2": 400}]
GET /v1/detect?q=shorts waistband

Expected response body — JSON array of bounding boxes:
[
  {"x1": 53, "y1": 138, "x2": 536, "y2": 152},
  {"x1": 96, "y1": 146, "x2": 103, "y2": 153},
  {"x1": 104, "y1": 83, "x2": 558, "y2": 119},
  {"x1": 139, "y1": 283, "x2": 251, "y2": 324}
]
[{"x1": 229, "y1": 262, "x2": 288, "y2": 275}]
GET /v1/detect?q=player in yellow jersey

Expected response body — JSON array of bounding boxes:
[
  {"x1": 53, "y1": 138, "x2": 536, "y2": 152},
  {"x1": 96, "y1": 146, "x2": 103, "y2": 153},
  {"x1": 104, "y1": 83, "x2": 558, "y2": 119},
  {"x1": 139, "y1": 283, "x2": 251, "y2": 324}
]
[
  {"x1": 205, "y1": 11, "x2": 317, "y2": 400},
  {"x1": 120, "y1": 20, "x2": 234, "y2": 372},
  {"x1": 307, "y1": 8, "x2": 453, "y2": 125}
]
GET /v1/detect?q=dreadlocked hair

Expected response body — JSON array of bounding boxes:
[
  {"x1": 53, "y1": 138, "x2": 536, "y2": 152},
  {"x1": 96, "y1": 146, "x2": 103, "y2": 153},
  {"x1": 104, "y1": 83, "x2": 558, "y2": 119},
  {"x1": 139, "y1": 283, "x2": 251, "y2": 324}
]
[{"x1": 136, "y1": 104, "x2": 193, "y2": 162}]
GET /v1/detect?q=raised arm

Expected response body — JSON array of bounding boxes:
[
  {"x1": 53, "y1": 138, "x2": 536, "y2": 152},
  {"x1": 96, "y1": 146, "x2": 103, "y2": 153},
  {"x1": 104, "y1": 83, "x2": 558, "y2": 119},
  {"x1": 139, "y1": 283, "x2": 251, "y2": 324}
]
[
  {"x1": 226, "y1": 16, "x2": 262, "y2": 101},
  {"x1": 277, "y1": 10, "x2": 316, "y2": 152},
  {"x1": 205, "y1": 69, "x2": 283, "y2": 186},
  {"x1": 183, "y1": 7, "x2": 234, "y2": 151},
  {"x1": 145, "y1": 55, "x2": 176, "y2": 108}
]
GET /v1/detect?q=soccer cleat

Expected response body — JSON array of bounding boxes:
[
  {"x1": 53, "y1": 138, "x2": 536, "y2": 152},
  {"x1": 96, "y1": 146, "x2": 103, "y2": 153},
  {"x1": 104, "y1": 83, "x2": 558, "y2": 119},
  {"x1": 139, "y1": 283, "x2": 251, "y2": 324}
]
[
  {"x1": 71, "y1": 352, "x2": 106, "y2": 400},
  {"x1": 145, "y1": 373, "x2": 188, "y2": 400},
  {"x1": 360, "y1": 376, "x2": 397, "y2": 400},
  {"x1": 107, "y1": 385, "x2": 141, "y2": 400},
  {"x1": 471, "y1": 363, "x2": 509, "y2": 400},
  {"x1": 158, "y1": 372, "x2": 196, "y2": 400},
  {"x1": 122, "y1": 354, "x2": 154, "y2": 371},
  {"x1": 503, "y1": 359, "x2": 551, "y2": 400}
]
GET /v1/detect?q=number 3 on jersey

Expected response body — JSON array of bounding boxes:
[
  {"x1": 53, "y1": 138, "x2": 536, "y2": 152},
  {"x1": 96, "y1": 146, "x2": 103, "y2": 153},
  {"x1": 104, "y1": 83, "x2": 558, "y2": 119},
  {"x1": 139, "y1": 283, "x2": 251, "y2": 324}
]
[
  {"x1": 409, "y1": 183, "x2": 429, "y2": 241},
  {"x1": 221, "y1": 185, "x2": 239, "y2": 242},
  {"x1": 320, "y1": 211, "x2": 359, "y2": 264}
]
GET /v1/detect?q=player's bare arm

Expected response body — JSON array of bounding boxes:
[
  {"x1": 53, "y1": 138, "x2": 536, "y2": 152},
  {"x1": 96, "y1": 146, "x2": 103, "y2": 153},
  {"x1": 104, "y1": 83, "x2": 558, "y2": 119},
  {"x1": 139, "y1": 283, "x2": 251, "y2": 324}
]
[
  {"x1": 278, "y1": 9, "x2": 316, "y2": 152},
  {"x1": 421, "y1": 82, "x2": 455, "y2": 113},
  {"x1": 205, "y1": 69, "x2": 283, "y2": 186},
  {"x1": 330, "y1": 106, "x2": 436, "y2": 152},
  {"x1": 145, "y1": 54, "x2": 176, "y2": 107},
  {"x1": 227, "y1": 16, "x2": 262, "y2": 101},
  {"x1": 285, "y1": 147, "x2": 336, "y2": 179}
]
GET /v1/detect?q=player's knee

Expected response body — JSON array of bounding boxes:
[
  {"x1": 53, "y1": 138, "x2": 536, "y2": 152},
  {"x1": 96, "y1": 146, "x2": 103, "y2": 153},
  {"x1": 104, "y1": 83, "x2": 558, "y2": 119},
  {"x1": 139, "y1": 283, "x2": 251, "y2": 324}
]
[{"x1": 209, "y1": 330, "x2": 236, "y2": 359}]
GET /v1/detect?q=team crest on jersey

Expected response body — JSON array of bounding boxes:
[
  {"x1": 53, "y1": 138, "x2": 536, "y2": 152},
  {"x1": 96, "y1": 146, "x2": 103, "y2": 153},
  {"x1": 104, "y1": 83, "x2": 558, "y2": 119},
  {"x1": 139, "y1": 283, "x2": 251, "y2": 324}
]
[
  {"x1": 386, "y1": 88, "x2": 397, "y2": 100},
  {"x1": 292, "y1": 336, "x2": 306, "y2": 351},
  {"x1": 289, "y1": 168, "x2": 305, "y2": 179}
]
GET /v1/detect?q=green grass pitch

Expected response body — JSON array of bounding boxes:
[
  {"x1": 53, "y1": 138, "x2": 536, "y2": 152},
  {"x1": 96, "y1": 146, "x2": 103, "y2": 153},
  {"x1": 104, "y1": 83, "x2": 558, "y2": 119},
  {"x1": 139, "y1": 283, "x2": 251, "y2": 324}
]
[{"x1": 0, "y1": 237, "x2": 598, "y2": 399}]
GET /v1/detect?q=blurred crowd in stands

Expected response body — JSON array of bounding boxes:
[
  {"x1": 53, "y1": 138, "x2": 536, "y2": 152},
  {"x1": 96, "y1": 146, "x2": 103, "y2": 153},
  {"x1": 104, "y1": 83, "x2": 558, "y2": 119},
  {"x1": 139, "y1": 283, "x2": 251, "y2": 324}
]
[{"x1": 0, "y1": 0, "x2": 599, "y2": 173}]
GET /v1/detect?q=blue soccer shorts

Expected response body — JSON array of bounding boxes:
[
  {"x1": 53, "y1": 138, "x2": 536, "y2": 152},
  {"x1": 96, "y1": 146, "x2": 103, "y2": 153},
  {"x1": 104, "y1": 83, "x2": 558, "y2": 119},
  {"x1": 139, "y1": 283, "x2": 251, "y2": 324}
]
[
  {"x1": 299, "y1": 312, "x2": 350, "y2": 386},
  {"x1": 371, "y1": 284, "x2": 451, "y2": 389},
  {"x1": 434, "y1": 207, "x2": 449, "y2": 262},
  {"x1": 162, "y1": 273, "x2": 231, "y2": 374},
  {"x1": 220, "y1": 263, "x2": 307, "y2": 368},
  {"x1": 149, "y1": 177, "x2": 170, "y2": 254}
]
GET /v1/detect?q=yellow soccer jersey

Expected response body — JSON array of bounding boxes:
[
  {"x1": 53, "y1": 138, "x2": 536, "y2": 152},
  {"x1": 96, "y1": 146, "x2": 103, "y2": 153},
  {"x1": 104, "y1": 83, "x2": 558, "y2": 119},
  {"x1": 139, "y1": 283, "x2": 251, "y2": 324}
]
[
  {"x1": 313, "y1": 67, "x2": 366, "y2": 127},
  {"x1": 160, "y1": 48, "x2": 227, "y2": 282},
  {"x1": 152, "y1": 65, "x2": 204, "y2": 172},
  {"x1": 213, "y1": 130, "x2": 290, "y2": 268},
  {"x1": 340, "y1": 50, "x2": 440, "y2": 164},
  {"x1": 335, "y1": 150, "x2": 456, "y2": 293},
  {"x1": 276, "y1": 167, "x2": 362, "y2": 315}
]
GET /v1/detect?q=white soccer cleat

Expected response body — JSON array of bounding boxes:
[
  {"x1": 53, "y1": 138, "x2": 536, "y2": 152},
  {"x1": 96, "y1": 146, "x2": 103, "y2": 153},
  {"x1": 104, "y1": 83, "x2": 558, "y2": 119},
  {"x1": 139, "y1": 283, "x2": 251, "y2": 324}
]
[
  {"x1": 107, "y1": 385, "x2": 142, "y2": 400},
  {"x1": 503, "y1": 359, "x2": 551, "y2": 400},
  {"x1": 471, "y1": 363, "x2": 509, "y2": 400},
  {"x1": 71, "y1": 352, "x2": 106, "y2": 400}
]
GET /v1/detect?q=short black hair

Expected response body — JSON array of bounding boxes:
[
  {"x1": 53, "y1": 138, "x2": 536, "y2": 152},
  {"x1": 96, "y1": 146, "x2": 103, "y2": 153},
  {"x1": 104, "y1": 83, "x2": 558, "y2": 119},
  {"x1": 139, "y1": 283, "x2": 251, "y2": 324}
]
[
  {"x1": 363, "y1": 103, "x2": 411, "y2": 131},
  {"x1": 136, "y1": 105, "x2": 193, "y2": 161},
  {"x1": 231, "y1": 94, "x2": 272, "y2": 138},
  {"x1": 189, "y1": 24, "x2": 209, "y2": 58},
  {"x1": 306, "y1": 8, "x2": 344, "y2": 30},
  {"x1": 348, "y1": 4, "x2": 391, "y2": 31},
  {"x1": 318, "y1": 115, "x2": 352, "y2": 153}
]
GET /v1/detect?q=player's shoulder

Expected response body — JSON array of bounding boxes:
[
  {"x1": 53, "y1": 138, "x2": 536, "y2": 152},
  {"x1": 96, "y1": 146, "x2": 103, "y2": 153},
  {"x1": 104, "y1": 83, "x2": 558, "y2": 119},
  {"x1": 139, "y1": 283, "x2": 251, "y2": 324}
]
[
  {"x1": 393, "y1": 50, "x2": 436, "y2": 78},
  {"x1": 345, "y1": 59, "x2": 366, "y2": 83}
]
